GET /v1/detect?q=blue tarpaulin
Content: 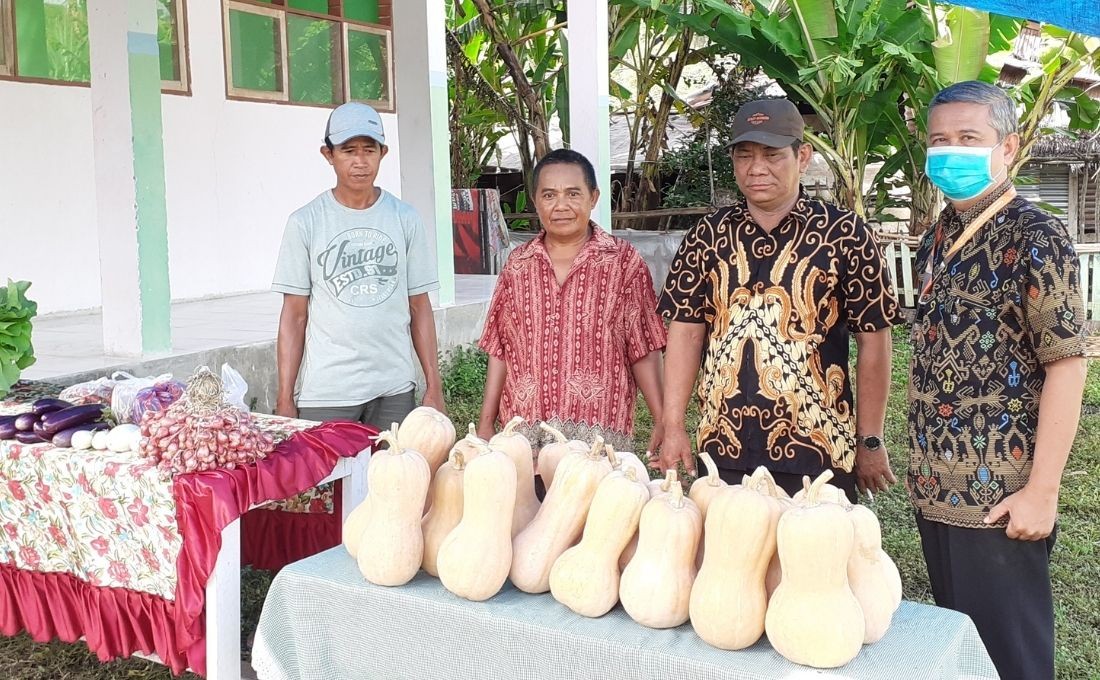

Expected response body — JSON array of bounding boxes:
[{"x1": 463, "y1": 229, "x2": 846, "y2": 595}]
[{"x1": 948, "y1": 1, "x2": 1100, "y2": 37}]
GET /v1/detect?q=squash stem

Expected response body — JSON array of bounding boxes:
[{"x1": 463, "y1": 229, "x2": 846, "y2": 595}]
[
  {"x1": 806, "y1": 469, "x2": 836, "y2": 505},
  {"x1": 604, "y1": 444, "x2": 621, "y2": 469},
  {"x1": 538, "y1": 421, "x2": 567, "y2": 442},
  {"x1": 503, "y1": 415, "x2": 525, "y2": 435},
  {"x1": 587, "y1": 435, "x2": 605, "y2": 460}
]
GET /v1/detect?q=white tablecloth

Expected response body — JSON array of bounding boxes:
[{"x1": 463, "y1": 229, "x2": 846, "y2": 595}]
[{"x1": 253, "y1": 547, "x2": 998, "y2": 680}]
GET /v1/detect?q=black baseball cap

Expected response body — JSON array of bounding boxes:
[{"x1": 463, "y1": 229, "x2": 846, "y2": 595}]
[{"x1": 728, "y1": 99, "x2": 805, "y2": 149}]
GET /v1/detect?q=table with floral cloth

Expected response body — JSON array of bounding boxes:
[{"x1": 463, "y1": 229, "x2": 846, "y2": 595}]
[{"x1": 0, "y1": 381, "x2": 377, "y2": 676}]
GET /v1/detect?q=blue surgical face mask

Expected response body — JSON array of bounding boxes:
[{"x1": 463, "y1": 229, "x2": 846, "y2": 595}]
[{"x1": 925, "y1": 144, "x2": 1003, "y2": 202}]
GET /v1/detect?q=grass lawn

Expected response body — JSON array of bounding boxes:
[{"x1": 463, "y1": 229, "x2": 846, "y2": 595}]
[{"x1": 2, "y1": 328, "x2": 1097, "y2": 678}]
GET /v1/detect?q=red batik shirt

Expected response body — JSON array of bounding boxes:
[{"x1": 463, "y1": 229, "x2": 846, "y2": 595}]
[{"x1": 479, "y1": 226, "x2": 667, "y2": 452}]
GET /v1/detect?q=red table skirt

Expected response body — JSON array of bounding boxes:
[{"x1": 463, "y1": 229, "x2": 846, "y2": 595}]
[{"x1": 0, "y1": 421, "x2": 376, "y2": 676}]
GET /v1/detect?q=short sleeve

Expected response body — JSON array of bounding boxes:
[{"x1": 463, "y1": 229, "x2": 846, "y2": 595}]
[
  {"x1": 658, "y1": 214, "x2": 715, "y2": 323},
  {"x1": 842, "y1": 216, "x2": 902, "y2": 332},
  {"x1": 478, "y1": 268, "x2": 511, "y2": 360},
  {"x1": 272, "y1": 216, "x2": 312, "y2": 296},
  {"x1": 405, "y1": 209, "x2": 440, "y2": 296},
  {"x1": 621, "y1": 251, "x2": 668, "y2": 363},
  {"x1": 1022, "y1": 215, "x2": 1085, "y2": 363}
]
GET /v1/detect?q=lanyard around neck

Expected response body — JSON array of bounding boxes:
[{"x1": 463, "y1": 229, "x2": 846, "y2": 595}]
[{"x1": 919, "y1": 188, "x2": 1016, "y2": 304}]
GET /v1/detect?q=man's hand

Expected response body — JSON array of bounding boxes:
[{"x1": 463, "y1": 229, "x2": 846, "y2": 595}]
[
  {"x1": 655, "y1": 425, "x2": 696, "y2": 476},
  {"x1": 646, "y1": 422, "x2": 665, "y2": 462},
  {"x1": 274, "y1": 399, "x2": 299, "y2": 420},
  {"x1": 984, "y1": 484, "x2": 1058, "y2": 540},
  {"x1": 421, "y1": 386, "x2": 446, "y2": 415},
  {"x1": 855, "y1": 445, "x2": 897, "y2": 495}
]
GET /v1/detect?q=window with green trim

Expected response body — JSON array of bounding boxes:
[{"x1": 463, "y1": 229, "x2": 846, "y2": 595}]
[
  {"x1": 0, "y1": 0, "x2": 190, "y2": 93},
  {"x1": 223, "y1": 0, "x2": 393, "y2": 111}
]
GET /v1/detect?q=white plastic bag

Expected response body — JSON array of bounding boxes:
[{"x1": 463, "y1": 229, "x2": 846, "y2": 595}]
[
  {"x1": 111, "y1": 372, "x2": 174, "y2": 423},
  {"x1": 221, "y1": 363, "x2": 250, "y2": 412}
]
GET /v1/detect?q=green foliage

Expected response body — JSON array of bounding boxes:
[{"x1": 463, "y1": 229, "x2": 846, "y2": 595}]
[
  {"x1": 659, "y1": 64, "x2": 764, "y2": 215},
  {"x1": 0, "y1": 280, "x2": 38, "y2": 398}
]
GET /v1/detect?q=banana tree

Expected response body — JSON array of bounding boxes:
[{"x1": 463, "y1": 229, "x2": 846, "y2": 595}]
[
  {"x1": 451, "y1": 0, "x2": 568, "y2": 193},
  {"x1": 1008, "y1": 28, "x2": 1100, "y2": 175},
  {"x1": 609, "y1": 2, "x2": 700, "y2": 218},
  {"x1": 634, "y1": 0, "x2": 938, "y2": 218}
]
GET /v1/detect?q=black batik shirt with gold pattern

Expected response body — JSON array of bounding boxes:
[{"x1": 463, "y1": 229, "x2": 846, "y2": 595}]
[
  {"x1": 660, "y1": 193, "x2": 901, "y2": 477},
  {"x1": 908, "y1": 181, "x2": 1085, "y2": 528}
]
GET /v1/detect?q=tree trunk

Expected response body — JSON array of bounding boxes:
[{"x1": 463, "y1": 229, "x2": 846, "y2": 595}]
[
  {"x1": 636, "y1": 27, "x2": 695, "y2": 227},
  {"x1": 470, "y1": 0, "x2": 551, "y2": 161}
]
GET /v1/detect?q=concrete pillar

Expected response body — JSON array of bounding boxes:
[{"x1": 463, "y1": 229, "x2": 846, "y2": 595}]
[
  {"x1": 568, "y1": 0, "x2": 612, "y2": 230},
  {"x1": 87, "y1": 0, "x2": 171, "y2": 355},
  {"x1": 392, "y1": 0, "x2": 456, "y2": 306}
]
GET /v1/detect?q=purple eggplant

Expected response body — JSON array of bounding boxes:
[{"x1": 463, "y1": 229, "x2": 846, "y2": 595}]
[
  {"x1": 14, "y1": 413, "x2": 38, "y2": 432},
  {"x1": 14, "y1": 430, "x2": 46, "y2": 445},
  {"x1": 31, "y1": 398, "x2": 73, "y2": 416},
  {"x1": 32, "y1": 419, "x2": 51, "y2": 440},
  {"x1": 40, "y1": 404, "x2": 105, "y2": 436},
  {"x1": 0, "y1": 417, "x2": 17, "y2": 440},
  {"x1": 52, "y1": 422, "x2": 109, "y2": 448}
]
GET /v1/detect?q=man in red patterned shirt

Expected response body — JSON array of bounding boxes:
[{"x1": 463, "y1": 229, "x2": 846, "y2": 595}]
[{"x1": 477, "y1": 149, "x2": 666, "y2": 468}]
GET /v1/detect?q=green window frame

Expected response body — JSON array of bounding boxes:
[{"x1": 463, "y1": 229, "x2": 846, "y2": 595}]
[
  {"x1": 222, "y1": 0, "x2": 393, "y2": 112},
  {"x1": 0, "y1": 0, "x2": 191, "y2": 94}
]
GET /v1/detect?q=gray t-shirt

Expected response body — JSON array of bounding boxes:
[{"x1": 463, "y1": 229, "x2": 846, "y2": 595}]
[{"x1": 272, "y1": 189, "x2": 439, "y2": 407}]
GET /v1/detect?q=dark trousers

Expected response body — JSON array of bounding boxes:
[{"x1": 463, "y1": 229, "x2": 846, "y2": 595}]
[
  {"x1": 716, "y1": 467, "x2": 859, "y2": 503},
  {"x1": 916, "y1": 515, "x2": 1057, "y2": 680},
  {"x1": 298, "y1": 390, "x2": 416, "y2": 431}
]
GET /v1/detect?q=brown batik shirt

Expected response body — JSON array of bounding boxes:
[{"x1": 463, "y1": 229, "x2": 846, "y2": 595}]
[
  {"x1": 660, "y1": 193, "x2": 901, "y2": 477},
  {"x1": 908, "y1": 181, "x2": 1085, "y2": 528}
]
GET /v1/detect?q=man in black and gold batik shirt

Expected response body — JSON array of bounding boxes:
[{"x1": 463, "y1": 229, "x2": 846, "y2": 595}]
[
  {"x1": 909, "y1": 81, "x2": 1086, "y2": 680},
  {"x1": 657, "y1": 99, "x2": 902, "y2": 502}
]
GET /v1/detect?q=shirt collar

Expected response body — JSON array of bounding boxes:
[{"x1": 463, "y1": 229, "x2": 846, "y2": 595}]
[
  {"x1": 513, "y1": 222, "x2": 614, "y2": 260},
  {"x1": 732, "y1": 188, "x2": 814, "y2": 227},
  {"x1": 942, "y1": 179, "x2": 1014, "y2": 228}
]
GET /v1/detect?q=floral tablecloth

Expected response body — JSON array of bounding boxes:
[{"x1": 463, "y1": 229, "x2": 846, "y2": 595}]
[
  {"x1": 0, "y1": 381, "x2": 378, "y2": 675},
  {"x1": 0, "y1": 390, "x2": 330, "y2": 601}
]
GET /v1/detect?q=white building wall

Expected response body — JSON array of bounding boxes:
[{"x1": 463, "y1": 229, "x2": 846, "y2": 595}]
[{"x1": 0, "y1": 0, "x2": 403, "y2": 315}]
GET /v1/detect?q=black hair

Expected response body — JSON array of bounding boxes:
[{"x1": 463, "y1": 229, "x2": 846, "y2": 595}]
[{"x1": 532, "y1": 148, "x2": 599, "y2": 193}]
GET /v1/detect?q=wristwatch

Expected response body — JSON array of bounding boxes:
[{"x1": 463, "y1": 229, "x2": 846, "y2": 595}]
[{"x1": 858, "y1": 435, "x2": 883, "y2": 451}]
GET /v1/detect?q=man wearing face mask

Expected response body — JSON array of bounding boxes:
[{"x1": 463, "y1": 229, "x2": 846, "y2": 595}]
[{"x1": 909, "y1": 81, "x2": 1086, "y2": 680}]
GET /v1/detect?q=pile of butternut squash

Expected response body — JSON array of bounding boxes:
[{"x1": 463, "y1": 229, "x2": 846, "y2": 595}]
[{"x1": 341, "y1": 411, "x2": 902, "y2": 669}]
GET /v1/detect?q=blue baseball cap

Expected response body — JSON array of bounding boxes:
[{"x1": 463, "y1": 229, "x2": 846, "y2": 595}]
[{"x1": 325, "y1": 102, "x2": 386, "y2": 146}]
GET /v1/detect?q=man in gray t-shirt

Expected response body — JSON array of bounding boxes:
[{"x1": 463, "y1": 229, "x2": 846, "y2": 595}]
[{"x1": 272, "y1": 102, "x2": 445, "y2": 428}]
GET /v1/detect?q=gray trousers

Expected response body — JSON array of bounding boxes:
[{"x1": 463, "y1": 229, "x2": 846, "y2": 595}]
[{"x1": 298, "y1": 390, "x2": 416, "y2": 431}]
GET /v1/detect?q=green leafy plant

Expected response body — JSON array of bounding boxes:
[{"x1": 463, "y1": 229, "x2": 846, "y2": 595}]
[{"x1": 0, "y1": 280, "x2": 38, "y2": 398}]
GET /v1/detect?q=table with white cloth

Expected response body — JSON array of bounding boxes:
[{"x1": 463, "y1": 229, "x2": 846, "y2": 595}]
[{"x1": 251, "y1": 547, "x2": 999, "y2": 680}]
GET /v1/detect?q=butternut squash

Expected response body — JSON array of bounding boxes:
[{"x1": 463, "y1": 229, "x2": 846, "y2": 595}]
[
  {"x1": 489, "y1": 416, "x2": 540, "y2": 537},
  {"x1": 688, "y1": 451, "x2": 728, "y2": 517},
  {"x1": 397, "y1": 406, "x2": 456, "y2": 473},
  {"x1": 846, "y1": 503, "x2": 902, "y2": 643},
  {"x1": 352, "y1": 425, "x2": 431, "y2": 587},
  {"x1": 619, "y1": 474, "x2": 701, "y2": 629},
  {"x1": 755, "y1": 470, "x2": 795, "y2": 601},
  {"x1": 420, "y1": 449, "x2": 467, "y2": 577},
  {"x1": 535, "y1": 422, "x2": 588, "y2": 488},
  {"x1": 605, "y1": 445, "x2": 650, "y2": 484},
  {"x1": 689, "y1": 452, "x2": 729, "y2": 567},
  {"x1": 765, "y1": 470, "x2": 864, "y2": 668},
  {"x1": 689, "y1": 466, "x2": 785, "y2": 650},
  {"x1": 621, "y1": 469, "x2": 676, "y2": 571},
  {"x1": 646, "y1": 468, "x2": 677, "y2": 498},
  {"x1": 450, "y1": 423, "x2": 488, "y2": 463},
  {"x1": 341, "y1": 495, "x2": 372, "y2": 558},
  {"x1": 436, "y1": 444, "x2": 517, "y2": 601},
  {"x1": 549, "y1": 465, "x2": 649, "y2": 617},
  {"x1": 511, "y1": 436, "x2": 612, "y2": 594},
  {"x1": 793, "y1": 474, "x2": 850, "y2": 505}
]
